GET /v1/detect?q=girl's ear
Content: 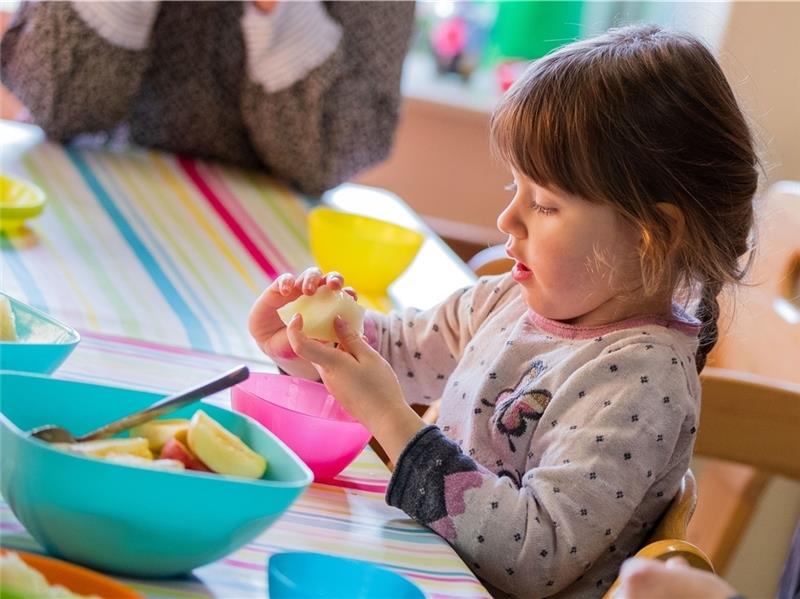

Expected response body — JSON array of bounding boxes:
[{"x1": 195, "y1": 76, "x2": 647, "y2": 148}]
[{"x1": 655, "y1": 202, "x2": 686, "y2": 255}]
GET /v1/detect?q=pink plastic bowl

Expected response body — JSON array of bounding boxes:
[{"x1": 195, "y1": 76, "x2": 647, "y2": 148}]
[{"x1": 231, "y1": 373, "x2": 372, "y2": 482}]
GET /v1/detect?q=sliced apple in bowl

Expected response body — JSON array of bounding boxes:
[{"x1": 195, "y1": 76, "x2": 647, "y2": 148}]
[
  {"x1": 187, "y1": 410, "x2": 267, "y2": 479},
  {"x1": 130, "y1": 419, "x2": 189, "y2": 452}
]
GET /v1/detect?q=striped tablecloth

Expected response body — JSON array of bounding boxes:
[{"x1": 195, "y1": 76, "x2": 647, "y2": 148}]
[{"x1": 0, "y1": 121, "x2": 486, "y2": 598}]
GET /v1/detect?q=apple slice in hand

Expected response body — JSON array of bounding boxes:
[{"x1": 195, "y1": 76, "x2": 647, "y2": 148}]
[
  {"x1": 277, "y1": 285, "x2": 364, "y2": 342},
  {"x1": 186, "y1": 410, "x2": 267, "y2": 479}
]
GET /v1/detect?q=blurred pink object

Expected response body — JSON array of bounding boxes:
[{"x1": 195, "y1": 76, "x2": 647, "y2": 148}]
[
  {"x1": 431, "y1": 17, "x2": 467, "y2": 58},
  {"x1": 496, "y1": 60, "x2": 528, "y2": 92},
  {"x1": 232, "y1": 372, "x2": 372, "y2": 482}
]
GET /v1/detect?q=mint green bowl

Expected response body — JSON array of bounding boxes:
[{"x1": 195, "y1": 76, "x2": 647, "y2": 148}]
[
  {"x1": 0, "y1": 372, "x2": 313, "y2": 578},
  {"x1": 0, "y1": 292, "x2": 80, "y2": 373}
]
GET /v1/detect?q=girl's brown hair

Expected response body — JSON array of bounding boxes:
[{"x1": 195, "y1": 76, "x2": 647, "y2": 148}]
[{"x1": 491, "y1": 24, "x2": 758, "y2": 373}]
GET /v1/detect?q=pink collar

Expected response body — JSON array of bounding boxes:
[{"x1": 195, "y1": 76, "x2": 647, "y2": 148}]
[{"x1": 525, "y1": 304, "x2": 701, "y2": 340}]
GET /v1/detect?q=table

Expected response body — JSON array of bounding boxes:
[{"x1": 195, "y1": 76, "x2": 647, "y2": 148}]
[{"x1": 0, "y1": 120, "x2": 486, "y2": 598}]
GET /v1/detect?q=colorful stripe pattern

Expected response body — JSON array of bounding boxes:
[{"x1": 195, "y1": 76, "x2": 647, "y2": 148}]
[
  {"x1": 3, "y1": 140, "x2": 315, "y2": 359},
  {"x1": 0, "y1": 334, "x2": 489, "y2": 598}
]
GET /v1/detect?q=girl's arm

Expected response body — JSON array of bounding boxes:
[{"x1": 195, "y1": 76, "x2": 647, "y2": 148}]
[
  {"x1": 387, "y1": 343, "x2": 698, "y2": 597},
  {"x1": 238, "y1": 1, "x2": 415, "y2": 197},
  {"x1": 0, "y1": 1, "x2": 158, "y2": 139}
]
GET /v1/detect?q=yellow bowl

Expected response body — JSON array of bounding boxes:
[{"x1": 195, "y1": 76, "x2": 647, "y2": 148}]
[
  {"x1": 308, "y1": 207, "x2": 424, "y2": 295},
  {"x1": 0, "y1": 174, "x2": 46, "y2": 234}
]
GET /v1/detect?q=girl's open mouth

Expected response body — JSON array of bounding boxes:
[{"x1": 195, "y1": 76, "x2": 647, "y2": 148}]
[{"x1": 512, "y1": 261, "x2": 533, "y2": 281}]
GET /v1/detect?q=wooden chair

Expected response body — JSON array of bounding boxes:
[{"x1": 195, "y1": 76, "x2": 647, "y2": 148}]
[
  {"x1": 604, "y1": 367, "x2": 800, "y2": 597},
  {"x1": 691, "y1": 182, "x2": 800, "y2": 572}
]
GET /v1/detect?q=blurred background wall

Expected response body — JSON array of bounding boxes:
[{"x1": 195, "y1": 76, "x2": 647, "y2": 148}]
[{"x1": 356, "y1": 1, "x2": 800, "y2": 262}]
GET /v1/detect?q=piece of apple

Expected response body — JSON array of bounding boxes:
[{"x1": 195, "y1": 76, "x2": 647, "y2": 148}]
[
  {"x1": 160, "y1": 437, "x2": 211, "y2": 472},
  {"x1": 277, "y1": 285, "x2": 364, "y2": 342},
  {"x1": 0, "y1": 296, "x2": 17, "y2": 341},
  {"x1": 55, "y1": 437, "x2": 153, "y2": 459},
  {"x1": 129, "y1": 418, "x2": 190, "y2": 452},
  {"x1": 186, "y1": 410, "x2": 267, "y2": 479},
  {"x1": 104, "y1": 454, "x2": 186, "y2": 471}
]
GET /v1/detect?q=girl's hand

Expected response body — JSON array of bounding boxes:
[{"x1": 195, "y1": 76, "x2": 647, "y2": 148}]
[
  {"x1": 248, "y1": 267, "x2": 353, "y2": 379},
  {"x1": 617, "y1": 557, "x2": 737, "y2": 599},
  {"x1": 286, "y1": 313, "x2": 425, "y2": 463}
]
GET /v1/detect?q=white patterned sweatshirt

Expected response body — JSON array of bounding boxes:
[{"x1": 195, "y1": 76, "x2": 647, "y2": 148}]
[{"x1": 366, "y1": 275, "x2": 702, "y2": 598}]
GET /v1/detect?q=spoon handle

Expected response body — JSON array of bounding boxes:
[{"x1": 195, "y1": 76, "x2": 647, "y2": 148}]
[{"x1": 76, "y1": 365, "x2": 250, "y2": 442}]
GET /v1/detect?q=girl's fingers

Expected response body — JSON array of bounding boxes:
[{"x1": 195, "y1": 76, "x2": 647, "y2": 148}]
[
  {"x1": 286, "y1": 314, "x2": 342, "y2": 366},
  {"x1": 333, "y1": 316, "x2": 372, "y2": 360},
  {"x1": 342, "y1": 286, "x2": 358, "y2": 301},
  {"x1": 277, "y1": 273, "x2": 296, "y2": 295},
  {"x1": 324, "y1": 271, "x2": 344, "y2": 289},
  {"x1": 296, "y1": 267, "x2": 324, "y2": 295},
  {"x1": 248, "y1": 274, "x2": 300, "y2": 338}
]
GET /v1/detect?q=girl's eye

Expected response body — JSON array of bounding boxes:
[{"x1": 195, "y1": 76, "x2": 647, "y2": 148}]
[{"x1": 531, "y1": 202, "x2": 556, "y2": 215}]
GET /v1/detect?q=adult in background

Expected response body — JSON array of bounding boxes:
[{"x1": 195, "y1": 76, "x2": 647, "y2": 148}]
[{"x1": 0, "y1": 1, "x2": 415, "y2": 197}]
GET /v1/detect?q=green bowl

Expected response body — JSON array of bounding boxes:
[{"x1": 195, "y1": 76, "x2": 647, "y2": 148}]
[
  {"x1": 0, "y1": 292, "x2": 80, "y2": 374},
  {"x1": 0, "y1": 372, "x2": 312, "y2": 578}
]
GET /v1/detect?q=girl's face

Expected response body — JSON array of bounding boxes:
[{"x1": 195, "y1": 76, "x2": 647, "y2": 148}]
[{"x1": 497, "y1": 172, "x2": 666, "y2": 325}]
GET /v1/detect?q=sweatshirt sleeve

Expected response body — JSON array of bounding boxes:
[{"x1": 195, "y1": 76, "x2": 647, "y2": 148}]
[
  {"x1": 387, "y1": 342, "x2": 698, "y2": 597},
  {"x1": 0, "y1": 1, "x2": 158, "y2": 139},
  {"x1": 239, "y1": 1, "x2": 415, "y2": 197}
]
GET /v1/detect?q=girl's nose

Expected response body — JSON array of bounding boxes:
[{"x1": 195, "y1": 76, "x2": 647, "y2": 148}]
[{"x1": 497, "y1": 201, "x2": 524, "y2": 239}]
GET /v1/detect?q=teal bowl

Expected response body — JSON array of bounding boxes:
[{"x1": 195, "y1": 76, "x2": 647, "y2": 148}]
[
  {"x1": 268, "y1": 552, "x2": 425, "y2": 598},
  {"x1": 0, "y1": 372, "x2": 313, "y2": 578},
  {"x1": 0, "y1": 292, "x2": 80, "y2": 373}
]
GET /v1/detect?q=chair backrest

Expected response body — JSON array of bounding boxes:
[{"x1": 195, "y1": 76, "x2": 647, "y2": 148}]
[
  {"x1": 696, "y1": 367, "x2": 800, "y2": 480},
  {"x1": 687, "y1": 366, "x2": 800, "y2": 571}
]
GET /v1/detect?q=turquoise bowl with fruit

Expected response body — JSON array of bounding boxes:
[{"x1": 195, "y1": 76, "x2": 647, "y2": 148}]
[
  {"x1": 0, "y1": 292, "x2": 80, "y2": 374},
  {"x1": 0, "y1": 371, "x2": 312, "y2": 578}
]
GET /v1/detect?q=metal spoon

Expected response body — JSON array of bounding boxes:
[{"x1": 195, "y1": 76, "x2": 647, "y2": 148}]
[{"x1": 28, "y1": 365, "x2": 250, "y2": 444}]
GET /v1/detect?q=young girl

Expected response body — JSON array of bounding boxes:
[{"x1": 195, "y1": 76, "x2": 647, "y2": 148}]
[{"x1": 249, "y1": 25, "x2": 758, "y2": 598}]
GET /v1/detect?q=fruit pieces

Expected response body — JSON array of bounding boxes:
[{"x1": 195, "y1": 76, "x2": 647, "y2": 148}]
[
  {"x1": 54, "y1": 437, "x2": 153, "y2": 460},
  {"x1": 187, "y1": 410, "x2": 267, "y2": 479},
  {"x1": 104, "y1": 454, "x2": 185, "y2": 471},
  {"x1": 160, "y1": 437, "x2": 210, "y2": 472},
  {"x1": 277, "y1": 285, "x2": 364, "y2": 342},
  {"x1": 0, "y1": 551, "x2": 100, "y2": 599},
  {"x1": 0, "y1": 296, "x2": 17, "y2": 341},
  {"x1": 51, "y1": 412, "x2": 268, "y2": 480},
  {"x1": 130, "y1": 419, "x2": 189, "y2": 452}
]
